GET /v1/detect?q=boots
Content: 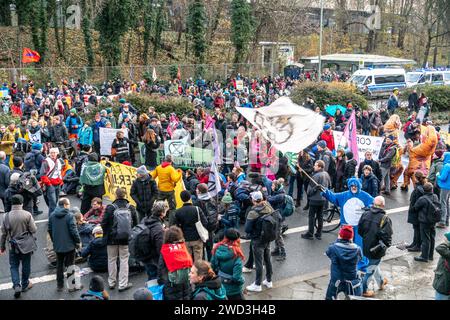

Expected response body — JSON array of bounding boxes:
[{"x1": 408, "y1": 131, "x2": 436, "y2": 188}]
[
  {"x1": 295, "y1": 199, "x2": 301, "y2": 208},
  {"x1": 276, "y1": 248, "x2": 286, "y2": 261}
]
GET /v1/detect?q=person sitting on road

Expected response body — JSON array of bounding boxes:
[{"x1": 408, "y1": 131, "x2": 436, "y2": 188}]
[
  {"x1": 83, "y1": 198, "x2": 106, "y2": 225},
  {"x1": 81, "y1": 225, "x2": 108, "y2": 273},
  {"x1": 80, "y1": 275, "x2": 109, "y2": 300}
]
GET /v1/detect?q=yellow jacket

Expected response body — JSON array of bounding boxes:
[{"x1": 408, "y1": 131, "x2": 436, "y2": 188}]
[
  {"x1": 0, "y1": 131, "x2": 15, "y2": 155},
  {"x1": 150, "y1": 162, "x2": 182, "y2": 192}
]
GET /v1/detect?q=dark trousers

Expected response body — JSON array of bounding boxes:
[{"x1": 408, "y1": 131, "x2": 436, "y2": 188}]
[
  {"x1": 56, "y1": 250, "x2": 75, "y2": 288},
  {"x1": 244, "y1": 243, "x2": 254, "y2": 269},
  {"x1": 227, "y1": 292, "x2": 245, "y2": 300},
  {"x1": 419, "y1": 223, "x2": 435, "y2": 260},
  {"x1": 9, "y1": 250, "x2": 31, "y2": 289},
  {"x1": 252, "y1": 240, "x2": 272, "y2": 286},
  {"x1": 144, "y1": 263, "x2": 158, "y2": 281},
  {"x1": 308, "y1": 204, "x2": 324, "y2": 236},
  {"x1": 411, "y1": 224, "x2": 421, "y2": 248}
]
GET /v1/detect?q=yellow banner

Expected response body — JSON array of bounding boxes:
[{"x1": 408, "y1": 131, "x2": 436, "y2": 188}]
[
  {"x1": 441, "y1": 132, "x2": 450, "y2": 146},
  {"x1": 101, "y1": 161, "x2": 185, "y2": 209}
]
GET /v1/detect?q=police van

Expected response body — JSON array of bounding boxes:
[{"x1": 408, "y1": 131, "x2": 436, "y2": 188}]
[
  {"x1": 405, "y1": 69, "x2": 450, "y2": 87},
  {"x1": 348, "y1": 67, "x2": 406, "y2": 97}
]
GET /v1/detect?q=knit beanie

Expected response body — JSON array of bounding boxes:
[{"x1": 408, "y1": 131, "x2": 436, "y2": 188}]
[
  {"x1": 137, "y1": 165, "x2": 148, "y2": 176},
  {"x1": 221, "y1": 192, "x2": 233, "y2": 204},
  {"x1": 339, "y1": 225, "x2": 354, "y2": 241},
  {"x1": 32, "y1": 143, "x2": 43, "y2": 151},
  {"x1": 318, "y1": 140, "x2": 327, "y2": 149},
  {"x1": 89, "y1": 275, "x2": 105, "y2": 293}
]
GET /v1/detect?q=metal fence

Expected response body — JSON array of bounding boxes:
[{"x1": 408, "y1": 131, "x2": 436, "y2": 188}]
[{"x1": 0, "y1": 62, "x2": 281, "y2": 86}]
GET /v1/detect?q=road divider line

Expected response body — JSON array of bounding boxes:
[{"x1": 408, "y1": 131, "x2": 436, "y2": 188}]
[{"x1": 0, "y1": 274, "x2": 56, "y2": 291}]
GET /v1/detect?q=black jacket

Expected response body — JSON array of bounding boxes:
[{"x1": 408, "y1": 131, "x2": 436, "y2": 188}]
[
  {"x1": 343, "y1": 159, "x2": 357, "y2": 185},
  {"x1": 49, "y1": 123, "x2": 68, "y2": 143},
  {"x1": 360, "y1": 173, "x2": 379, "y2": 198},
  {"x1": 48, "y1": 206, "x2": 81, "y2": 253},
  {"x1": 378, "y1": 143, "x2": 396, "y2": 169},
  {"x1": 130, "y1": 175, "x2": 157, "y2": 217},
  {"x1": 414, "y1": 192, "x2": 440, "y2": 225},
  {"x1": 407, "y1": 185, "x2": 425, "y2": 225},
  {"x1": 157, "y1": 253, "x2": 192, "y2": 300},
  {"x1": 174, "y1": 203, "x2": 208, "y2": 242},
  {"x1": 0, "y1": 163, "x2": 10, "y2": 198},
  {"x1": 144, "y1": 139, "x2": 161, "y2": 168},
  {"x1": 184, "y1": 175, "x2": 200, "y2": 195},
  {"x1": 358, "y1": 160, "x2": 382, "y2": 182},
  {"x1": 80, "y1": 237, "x2": 108, "y2": 271},
  {"x1": 141, "y1": 215, "x2": 165, "y2": 265},
  {"x1": 357, "y1": 207, "x2": 393, "y2": 259},
  {"x1": 101, "y1": 199, "x2": 138, "y2": 245}
]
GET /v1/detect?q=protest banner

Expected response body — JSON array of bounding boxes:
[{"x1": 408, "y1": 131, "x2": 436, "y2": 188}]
[
  {"x1": 164, "y1": 138, "x2": 213, "y2": 169},
  {"x1": 99, "y1": 127, "x2": 128, "y2": 156},
  {"x1": 0, "y1": 89, "x2": 8, "y2": 98},
  {"x1": 28, "y1": 130, "x2": 41, "y2": 143},
  {"x1": 236, "y1": 80, "x2": 244, "y2": 91},
  {"x1": 102, "y1": 160, "x2": 185, "y2": 209},
  {"x1": 333, "y1": 131, "x2": 384, "y2": 163}
]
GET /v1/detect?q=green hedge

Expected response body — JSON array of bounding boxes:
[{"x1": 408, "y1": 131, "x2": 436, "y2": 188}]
[
  {"x1": 0, "y1": 113, "x2": 21, "y2": 125},
  {"x1": 290, "y1": 82, "x2": 368, "y2": 110},
  {"x1": 401, "y1": 85, "x2": 450, "y2": 112}
]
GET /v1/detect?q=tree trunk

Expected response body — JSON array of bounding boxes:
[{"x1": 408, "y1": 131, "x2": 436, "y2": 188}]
[
  {"x1": 53, "y1": 0, "x2": 63, "y2": 58},
  {"x1": 422, "y1": 30, "x2": 432, "y2": 67},
  {"x1": 126, "y1": 32, "x2": 132, "y2": 64},
  {"x1": 206, "y1": 0, "x2": 224, "y2": 54},
  {"x1": 366, "y1": 30, "x2": 375, "y2": 52},
  {"x1": 397, "y1": 27, "x2": 406, "y2": 49}
]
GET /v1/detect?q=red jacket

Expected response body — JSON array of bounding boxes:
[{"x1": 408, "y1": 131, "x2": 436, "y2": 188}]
[{"x1": 320, "y1": 130, "x2": 335, "y2": 151}]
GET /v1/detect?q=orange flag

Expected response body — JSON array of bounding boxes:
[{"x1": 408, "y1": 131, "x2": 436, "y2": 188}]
[{"x1": 22, "y1": 48, "x2": 41, "y2": 63}]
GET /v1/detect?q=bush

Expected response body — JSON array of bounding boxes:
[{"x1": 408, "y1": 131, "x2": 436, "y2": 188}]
[
  {"x1": 290, "y1": 82, "x2": 368, "y2": 110},
  {"x1": 401, "y1": 85, "x2": 450, "y2": 112},
  {"x1": 0, "y1": 113, "x2": 20, "y2": 125}
]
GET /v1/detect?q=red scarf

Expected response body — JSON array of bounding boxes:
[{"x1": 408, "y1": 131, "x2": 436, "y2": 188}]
[{"x1": 160, "y1": 242, "x2": 193, "y2": 273}]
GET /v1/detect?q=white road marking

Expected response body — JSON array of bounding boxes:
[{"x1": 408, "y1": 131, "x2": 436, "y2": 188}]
[{"x1": 0, "y1": 205, "x2": 410, "y2": 291}]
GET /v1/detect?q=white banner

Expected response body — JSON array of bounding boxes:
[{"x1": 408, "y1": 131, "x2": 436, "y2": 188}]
[
  {"x1": 236, "y1": 97, "x2": 325, "y2": 154},
  {"x1": 164, "y1": 136, "x2": 189, "y2": 157},
  {"x1": 333, "y1": 131, "x2": 384, "y2": 163},
  {"x1": 100, "y1": 128, "x2": 128, "y2": 156},
  {"x1": 28, "y1": 131, "x2": 41, "y2": 144}
]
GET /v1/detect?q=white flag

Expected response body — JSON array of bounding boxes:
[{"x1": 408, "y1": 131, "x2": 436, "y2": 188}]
[
  {"x1": 236, "y1": 97, "x2": 325, "y2": 154},
  {"x1": 207, "y1": 161, "x2": 222, "y2": 198},
  {"x1": 152, "y1": 67, "x2": 157, "y2": 82}
]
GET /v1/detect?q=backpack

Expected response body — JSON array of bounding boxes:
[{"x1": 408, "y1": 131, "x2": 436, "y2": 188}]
[
  {"x1": 75, "y1": 154, "x2": 89, "y2": 177},
  {"x1": 325, "y1": 151, "x2": 336, "y2": 177},
  {"x1": 168, "y1": 268, "x2": 190, "y2": 285},
  {"x1": 282, "y1": 195, "x2": 295, "y2": 217},
  {"x1": 259, "y1": 211, "x2": 280, "y2": 243},
  {"x1": 111, "y1": 204, "x2": 132, "y2": 241},
  {"x1": 203, "y1": 200, "x2": 219, "y2": 232},
  {"x1": 425, "y1": 196, "x2": 442, "y2": 224},
  {"x1": 24, "y1": 152, "x2": 38, "y2": 171},
  {"x1": 129, "y1": 223, "x2": 153, "y2": 262},
  {"x1": 391, "y1": 146, "x2": 401, "y2": 167},
  {"x1": 13, "y1": 172, "x2": 42, "y2": 196}
]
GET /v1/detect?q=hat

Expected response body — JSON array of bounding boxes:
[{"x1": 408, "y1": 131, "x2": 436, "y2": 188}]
[
  {"x1": 323, "y1": 124, "x2": 331, "y2": 131},
  {"x1": 444, "y1": 232, "x2": 450, "y2": 242},
  {"x1": 180, "y1": 190, "x2": 192, "y2": 203},
  {"x1": 221, "y1": 192, "x2": 233, "y2": 204},
  {"x1": 92, "y1": 225, "x2": 103, "y2": 235},
  {"x1": 10, "y1": 172, "x2": 21, "y2": 184},
  {"x1": 133, "y1": 288, "x2": 153, "y2": 300},
  {"x1": 32, "y1": 143, "x2": 43, "y2": 151},
  {"x1": 100, "y1": 109, "x2": 107, "y2": 115},
  {"x1": 119, "y1": 98, "x2": 126, "y2": 103},
  {"x1": 89, "y1": 275, "x2": 105, "y2": 293},
  {"x1": 225, "y1": 228, "x2": 240, "y2": 241},
  {"x1": 106, "y1": 108, "x2": 112, "y2": 114},
  {"x1": 70, "y1": 108, "x2": 77, "y2": 114},
  {"x1": 251, "y1": 191, "x2": 263, "y2": 201},
  {"x1": 339, "y1": 225, "x2": 354, "y2": 241},
  {"x1": 137, "y1": 165, "x2": 148, "y2": 176},
  {"x1": 317, "y1": 140, "x2": 327, "y2": 149}
]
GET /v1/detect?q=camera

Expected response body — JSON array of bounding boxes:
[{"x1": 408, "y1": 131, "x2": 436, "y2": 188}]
[{"x1": 370, "y1": 240, "x2": 387, "y2": 254}]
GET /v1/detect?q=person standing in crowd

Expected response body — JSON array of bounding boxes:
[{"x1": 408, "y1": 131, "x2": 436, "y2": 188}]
[
  {"x1": 101, "y1": 187, "x2": 137, "y2": 292},
  {"x1": 408, "y1": 89, "x2": 419, "y2": 114},
  {"x1": 335, "y1": 149, "x2": 346, "y2": 193},
  {"x1": 65, "y1": 108, "x2": 83, "y2": 139},
  {"x1": 343, "y1": 151, "x2": 357, "y2": 188},
  {"x1": 190, "y1": 260, "x2": 227, "y2": 300},
  {"x1": 267, "y1": 178, "x2": 287, "y2": 261},
  {"x1": 143, "y1": 128, "x2": 161, "y2": 171},
  {"x1": 174, "y1": 190, "x2": 208, "y2": 263},
  {"x1": 210, "y1": 228, "x2": 246, "y2": 300},
  {"x1": 139, "y1": 201, "x2": 167, "y2": 280},
  {"x1": 80, "y1": 225, "x2": 108, "y2": 273},
  {"x1": 79, "y1": 153, "x2": 107, "y2": 214},
  {"x1": 357, "y1": 151, "x2": 382, "y2": 185},
  {"x1": 360, "y1": 165, "x2": 379, "y2": 198},
  {"x1": 158, "y1": 225, "x2": 193, "y2": 300},
  {"x1": 436, "y1": 152, "x2": 450, "y2": 228},
  {"x1": 0, "y1": 124, "x2": 15, "y2": 167},
  {"x1": 325, "y1": 225, "x2": 362, "y2": 300},
  {"x1": 151, "y1": 155, "x2": 182, "y2": 220},
  {"x1": 111, "y1": 130, "x2": 130, "y2": 163},
  {"x1": 48, "y1": 198, "x2": 82, "y2": 292},
  {"x1": 5, "y1": 158, "x2": 35, "y2": 214},
  {"x1": 432, "y1": 231, "x2": 450, "y2": 300},
  {"x1": 387, "y1": 88, "x2": 399, "y2": 114},
  {"x1": 378, "y1": 135, "x2": 397, "y2": 195},
  {"x1": 92, "y1": 113, "x2": 107, "y2": 154},
  {"x1": 0, "y1": 151, "x2": 10, "y2": 209},
  {"x1": 413, "y1": 182, "x2": 439, "y2": 262},
  {"x1": 358, "y1": 196, "x2": 392, "y2": 297},
  {"x1": 245, "y1": 191, "x2": 274, "y2": 292},
  {"x1": 302, "y1": 160, "x2": 332, "y2": 240},
  {"x1": 78, "y1": 121, "x2": 93, "y2": 150},
  {"x1": 40, "y1": 148, "x2": 63, "y2": 216},
  {"x1": 320, "y1": 124, "x2": 335, "y2": 152},
  {"x1": 131, "y1": 165, "x2": 158, "y2": 222},
  {"x1": 0, "y1": 195, "x2": 37, "y2": 298},
  {"x1": 406, "y1": 172, "x2": 427, "y2": 252},
  {"x1": 289, "y1": 150, "x2": 313, "y2": 208}
]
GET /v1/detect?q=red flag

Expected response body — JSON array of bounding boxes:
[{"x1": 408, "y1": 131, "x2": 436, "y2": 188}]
[
  {"x1": 22, "y1": 48, "x2": 41, "y2": 63},
  {"x1": 177, "y1": 66, "x2": 181, "y2": 80}
]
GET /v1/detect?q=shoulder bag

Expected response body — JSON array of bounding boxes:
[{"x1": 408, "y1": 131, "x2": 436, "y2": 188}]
[{"x1": 195, "y1": 207, "x2": 209, "y2": 243}]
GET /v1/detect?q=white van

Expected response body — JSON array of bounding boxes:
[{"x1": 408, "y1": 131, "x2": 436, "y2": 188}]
[
  {"x1": 348, "y1": 67, "x2": 406, "y2": 97},
  {"x1": 406, "y1": 70, "x2": 450, "y2": 87}
]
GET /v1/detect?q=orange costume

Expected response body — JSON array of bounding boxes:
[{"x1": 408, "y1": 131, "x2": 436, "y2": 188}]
[{"x1": 383, "y1": 114, "x2": 402, "y2": 141}]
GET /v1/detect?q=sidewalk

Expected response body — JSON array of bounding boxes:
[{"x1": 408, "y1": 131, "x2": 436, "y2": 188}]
[{"x1": 247, "y1": 247, "x2": 439, "y2": 300}]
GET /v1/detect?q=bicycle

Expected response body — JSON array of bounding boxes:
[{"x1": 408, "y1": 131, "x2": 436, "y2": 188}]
[{"x1": 315, "y1": 204, "x2": 341, "y2": 233}]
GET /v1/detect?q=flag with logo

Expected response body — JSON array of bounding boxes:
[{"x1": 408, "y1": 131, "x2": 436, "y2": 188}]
[
  {"x1": 236, "y1": 96, "x2": 325, "y2": 154},
  {"x1": 22, "y1": 48, "x2": 41, "y2": 63},
  {"x1": 204, "y1": 114, "x2": 221, "y2": 162},
  {"x1": 207, "y1": 161, "x2": 222, "y2": 197}
]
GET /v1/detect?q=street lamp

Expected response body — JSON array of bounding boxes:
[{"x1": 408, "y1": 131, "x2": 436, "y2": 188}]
[{"x1": 318, "y1": 0, "x2": 324, "y2": 82}]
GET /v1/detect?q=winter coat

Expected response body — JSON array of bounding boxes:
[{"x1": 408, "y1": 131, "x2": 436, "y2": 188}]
[
  {"x1": 81, "y1": 237, "x2": 108, "y2": 272},
  {"x1": 192, "y1": 276, "x2": 227, "y2": 300},
  {"x1": 437, "y1": 152, "x2": 450, "y2": 190},
  {"x1": 49, "y1": 123, "x2": 68, "y2": 143},
  {"x1": 378, "y1": 143, "x2": 396, "y2": 169},
  {"x1": 144, "y1": 138, "x2": 161, "y2": 168},
  {"x1": 361, "y1": 115, "x2": 371, "y2": 132},
  {"x1": 357, "y1": 207, "x2": 393, "y2": 259},
  {"x1": 157, "y1": 253, "x2": 192, "y2": 300},
  {"x1": 140, "y1": 215, "x2": 165, "y2": 265},
  {"x1": 0, "y1": 130, "x2": 15, "y2": 155},
  {"x1": 150, "y1": 161, "x2": 182, "y2": 192},
  {"x1": 0, "y1": 162, "x2": 10, "y2": 198},
  {"x1": 360, "y1": 173, "x2": 379, "y2": 198},
  {"x1": 65, "y1": 115, "x2": 83, "y2": 135},
  {"x1": 130, "y1": 175, "x2": 157, "y2": 217},
  {"x1": 407, "y1": 185, "x2": 425, "y2": 225},
  {"x1": 174, "y1": 203, "x2": 208, "y2": 242},
  {"x1": 297, "y1": 156, "x2": 314, "y2": 179},
  {"x1": 78, "y1": 126, "x2": 93, "y2": 146},
  {"x1": 267, "y1": 187, "x2": 286, "y2": 212},
  {"x1": 414, "y1": 191, "x2": 440, "y2": 225},
  {"x1": 210, "y1": 244, "x2": 245, "y2": 297},
  {"x1": 320, "y1": 130, "x2": 335, "y2": 151},
  {"x1": 326, "y1": 239, "x2": 362, "y2": 282},
  {"x1": 48, "y1": 206, "x2": 81, "y2": 253},
  {"x1": 307, "y1": 170, "x2": 331, "y2": 205},
  {"x1": 358, "y1": 160, "x2": 382, "y2": 182},
  {"x1": 370, "y1": 113, "x2": 382, "y2": 130},
  {"x1": 336, "y1": 158, "x2": 346, "y2": 184},
  {"x1": 185, "y1": 175, "x2": 200, "y2": 195},
  {"x1": 0, "y1": 204, "x2": 37, "y2": 251},
  {"x1": 111, "y1": 138, "x2": 129, "y2": 163},
  {"x1": 244, "y1": 203, "x2": 274, "y2": 240},
  {"x1": 344, "y1": 159, "x2": 358, "y2": 185},
  {"x1": 428, "y1": 158, "x2": 444, "y2": 186},
  {"x1": 91, "y1": 118, "x2": 107, "y2": 143},
  {"x1": 101, "y1": 199, "x2": 138, "y2": 246},
  {"x1": 432, "y1": 242, "x2": 450, "y2": 295},
  {"x1": 24, "y1": 149, "x2": 45, "y2": 173},
  {"x1": 77, "y1": 223, "x2": 94, "y2": 248}
]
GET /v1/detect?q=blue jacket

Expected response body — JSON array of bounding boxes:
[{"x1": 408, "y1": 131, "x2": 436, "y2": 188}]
[
  {"x1": 48, "y1": 206, "x2": 81, "y2": 253},
  {"x1": 65, "y1": 115, "x2": 83, "y2": 135},
  {"x1": 326, "y1": 239, "x2": 362, "y2": 282},
  {"x1": 360, "y1": 174, "x2": 379, "y2": 198},
  {"x1": 78, "y1": 126, "x2": 93, "y2": 146},
  {"x1": 24, "y1": 150, "x2": 45, "y2": 173},
  {"x1": 81, "y1": 237, "x2": 108, "y2": 271},
  {"x1": 0, "y1": 162, "x2": 10, "y2": 198},
  {"x1": 78, "y1": 223, "x2": 94, "y2": 248},
  {"x1": 220, "y1": 202, "x2": 240, "y2": 230},
  {"x1": 268, "y1": 187, "x2": 286, "y2": 212},
  {"x1": 91, "y1": 118, "x2": 107, "y2": 143},
  {"x1": 437, "y1": 152, "x2": 450, "y2": 190}
]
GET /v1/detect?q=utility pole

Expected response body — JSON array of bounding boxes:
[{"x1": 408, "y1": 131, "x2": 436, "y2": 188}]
[{"x1": 318, "y1": 0, "x2": 324, "y2": 82}]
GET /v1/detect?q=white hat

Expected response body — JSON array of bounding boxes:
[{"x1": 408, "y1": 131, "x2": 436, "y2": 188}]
[
  {"x1": 251, "y1": 191, "x2": 263, "y2": 201},
  {"x1": 92, "y1": 225, "x2": 103, "y2": 235}
]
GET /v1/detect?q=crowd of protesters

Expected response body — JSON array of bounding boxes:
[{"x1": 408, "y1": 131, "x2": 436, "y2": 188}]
[{"x1": 0, "y1": 73, "x2": 449, "y2": 301}]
